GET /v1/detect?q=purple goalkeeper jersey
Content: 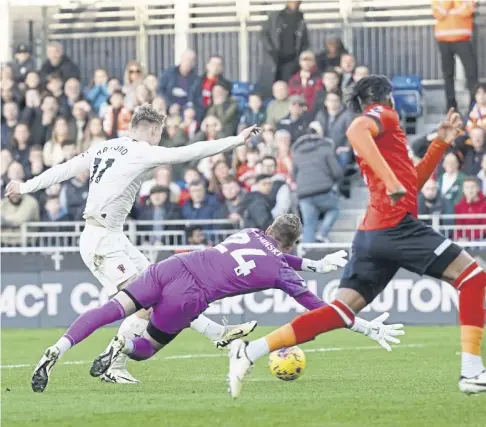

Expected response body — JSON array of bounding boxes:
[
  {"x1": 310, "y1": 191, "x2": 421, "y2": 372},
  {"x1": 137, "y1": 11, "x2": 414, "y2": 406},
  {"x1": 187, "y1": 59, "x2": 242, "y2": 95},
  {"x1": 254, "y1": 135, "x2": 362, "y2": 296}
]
[{"x1": 173, "y1": 229, "x2": 309, "y2": 303}]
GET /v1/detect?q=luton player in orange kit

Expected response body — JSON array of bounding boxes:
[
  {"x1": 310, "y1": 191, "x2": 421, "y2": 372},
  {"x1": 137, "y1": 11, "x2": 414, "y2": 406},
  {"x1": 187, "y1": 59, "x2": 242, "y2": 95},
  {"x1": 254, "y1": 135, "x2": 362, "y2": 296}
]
[{"x1": 227, "y1": 75, "x2": 486, "y2": 397}]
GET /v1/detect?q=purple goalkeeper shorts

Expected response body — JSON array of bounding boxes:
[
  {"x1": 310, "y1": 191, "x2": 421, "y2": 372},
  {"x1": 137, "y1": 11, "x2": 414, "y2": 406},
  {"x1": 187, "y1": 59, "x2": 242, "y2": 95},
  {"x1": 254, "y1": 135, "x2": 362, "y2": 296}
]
[{"x1": 123, "y1": 257, "x2": 208, "y2": 335}]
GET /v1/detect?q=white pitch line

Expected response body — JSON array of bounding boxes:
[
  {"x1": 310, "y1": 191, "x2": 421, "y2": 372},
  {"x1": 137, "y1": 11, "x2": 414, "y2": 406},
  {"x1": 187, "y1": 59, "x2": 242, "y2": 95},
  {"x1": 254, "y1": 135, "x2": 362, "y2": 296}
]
[{"x1": 0, "y1": 343, "x2": 425, "y2": 370}]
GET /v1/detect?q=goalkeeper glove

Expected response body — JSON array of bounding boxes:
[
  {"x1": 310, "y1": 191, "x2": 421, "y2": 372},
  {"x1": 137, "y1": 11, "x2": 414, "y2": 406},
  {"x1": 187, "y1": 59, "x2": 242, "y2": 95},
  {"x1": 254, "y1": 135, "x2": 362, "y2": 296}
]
[
  {"x1": 301, "y1": 250, "x2": 348, "y2": 274},
  {"x1": 351, "y1": 312, "x2": 405, "y2": 351}
]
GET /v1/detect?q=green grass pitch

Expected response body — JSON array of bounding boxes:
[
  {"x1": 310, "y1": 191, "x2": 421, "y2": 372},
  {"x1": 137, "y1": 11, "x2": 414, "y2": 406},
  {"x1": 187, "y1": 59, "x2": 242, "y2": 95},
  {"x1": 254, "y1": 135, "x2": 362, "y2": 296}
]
[{"x1": 2, "y1": 326, "x2": 486, "y2": 427}]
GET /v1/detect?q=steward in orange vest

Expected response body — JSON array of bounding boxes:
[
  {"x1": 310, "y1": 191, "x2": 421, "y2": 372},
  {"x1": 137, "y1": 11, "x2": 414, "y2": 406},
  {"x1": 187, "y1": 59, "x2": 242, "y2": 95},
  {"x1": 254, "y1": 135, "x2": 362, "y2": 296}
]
[
  {"x1": 433, "y1": 0, "x2": 475, "y2": 42},
  {"x1": 432, "y1": 0, "x2": 478, "y2": 111}
]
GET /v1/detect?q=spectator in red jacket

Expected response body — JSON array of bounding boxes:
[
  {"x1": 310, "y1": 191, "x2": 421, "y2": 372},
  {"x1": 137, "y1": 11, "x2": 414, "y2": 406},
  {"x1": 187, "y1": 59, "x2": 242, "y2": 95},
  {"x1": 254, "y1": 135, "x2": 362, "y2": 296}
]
[
  {"x1": 287, "y1": 50, "x2": 322, "y2": 110},
  {"x1": 455, "y1": 176, "x2": 486, "y2": 241}
]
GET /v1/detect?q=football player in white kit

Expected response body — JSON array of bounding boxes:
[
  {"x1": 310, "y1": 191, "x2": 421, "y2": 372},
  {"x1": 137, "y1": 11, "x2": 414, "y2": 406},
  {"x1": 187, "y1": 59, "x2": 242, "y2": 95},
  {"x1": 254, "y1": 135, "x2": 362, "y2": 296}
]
[{"x1": 6, "y1": 104, "x2": 259, "y2": 384}]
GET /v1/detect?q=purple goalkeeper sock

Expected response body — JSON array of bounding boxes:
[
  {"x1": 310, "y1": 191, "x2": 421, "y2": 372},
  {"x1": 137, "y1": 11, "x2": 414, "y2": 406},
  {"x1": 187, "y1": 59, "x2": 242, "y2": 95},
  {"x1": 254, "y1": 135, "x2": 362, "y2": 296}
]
[
  {"x1": 128, "y1": 337, "x2": 157, "y2": 361},
  {"x1": 63, "y1": 299, "x2": 125, "y2": 346}
]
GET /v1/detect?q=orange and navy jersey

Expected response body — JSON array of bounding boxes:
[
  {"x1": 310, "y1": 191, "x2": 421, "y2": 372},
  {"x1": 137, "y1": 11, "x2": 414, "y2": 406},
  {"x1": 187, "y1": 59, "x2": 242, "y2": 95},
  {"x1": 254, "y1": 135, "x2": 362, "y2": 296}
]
[{"x1": 356, "y1": 105, "x2": 418, "y2": 231}]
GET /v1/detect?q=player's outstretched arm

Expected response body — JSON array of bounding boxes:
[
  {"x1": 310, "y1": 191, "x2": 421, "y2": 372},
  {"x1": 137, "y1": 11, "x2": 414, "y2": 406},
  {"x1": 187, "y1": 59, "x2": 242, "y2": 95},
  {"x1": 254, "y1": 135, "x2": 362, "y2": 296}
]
[
  {"x1": 6, "y1": 151, "x2": 91, "y2": 196},
  {"x1": 144, "y1": 125, "x2": 260, "y2": 166},
  {"x1": 284, "y1": 251, "x2": 348, "y2": 273},
  {"x1": 415, "y1": 108, "x2": 462, "y2": 190},
  {"x1": 346, "y1": 117, "x2": 404, "y2": 197}
]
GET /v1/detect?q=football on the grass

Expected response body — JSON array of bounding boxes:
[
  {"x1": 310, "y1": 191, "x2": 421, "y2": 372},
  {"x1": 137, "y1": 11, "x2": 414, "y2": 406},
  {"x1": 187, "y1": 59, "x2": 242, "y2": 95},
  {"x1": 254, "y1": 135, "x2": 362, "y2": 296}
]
[{"x1": 268, "y1": 346, "x2": 306, "y2": 381}]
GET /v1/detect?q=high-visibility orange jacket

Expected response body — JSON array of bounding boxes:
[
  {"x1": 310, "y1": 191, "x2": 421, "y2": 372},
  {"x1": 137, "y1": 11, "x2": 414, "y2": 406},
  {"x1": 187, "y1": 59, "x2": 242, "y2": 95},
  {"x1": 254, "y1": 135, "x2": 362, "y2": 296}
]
[{"x1": 432, "y1": 0, "x2": 475, "y2": 42}]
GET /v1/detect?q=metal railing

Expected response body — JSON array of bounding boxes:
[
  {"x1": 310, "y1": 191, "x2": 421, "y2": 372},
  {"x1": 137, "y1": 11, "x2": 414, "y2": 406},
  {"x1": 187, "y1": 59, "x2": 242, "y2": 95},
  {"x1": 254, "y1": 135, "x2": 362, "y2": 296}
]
[
  {"x1": 0, "y1": 218, "x2": 239, "y2": 248},
  {"x1": 1, "y1": 213, "x2": 486, "y2": 252},
  {"x1": 8, "y1": 0, "x2": 486, "y2": 84}
]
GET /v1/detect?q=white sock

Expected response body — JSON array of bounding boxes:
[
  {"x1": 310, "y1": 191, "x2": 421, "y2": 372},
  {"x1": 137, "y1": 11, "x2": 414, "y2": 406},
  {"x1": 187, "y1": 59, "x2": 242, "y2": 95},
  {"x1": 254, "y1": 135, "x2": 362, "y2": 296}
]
[
  {"x1": 190, "y1": 314, "x2": 225, "y2": 341},
  {"x1": 245, "y1": 337, "x2": 270, "y2": 363},
  {"x1": 55, "y1": 336, "x2": 72, "y2": 357},
  {"x1": 461, "y1": 352, "x2": 485, "y2": 378},
  {"x1": 124, "y1": 338, "x2": 135, "y2": 355},
  {"x1": 112, "y1": 314, "x2": 149, "y2": 370}
]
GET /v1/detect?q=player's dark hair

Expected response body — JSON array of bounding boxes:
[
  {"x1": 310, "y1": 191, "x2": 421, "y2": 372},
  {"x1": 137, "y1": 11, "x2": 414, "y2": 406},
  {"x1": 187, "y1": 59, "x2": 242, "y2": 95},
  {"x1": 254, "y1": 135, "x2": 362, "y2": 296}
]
[
  {"x1": 345, "y1": 74, "x2": 393, "y2": 113},
  {"x1": 269, "y1": 213, "x2": 302, "y2": 251}
]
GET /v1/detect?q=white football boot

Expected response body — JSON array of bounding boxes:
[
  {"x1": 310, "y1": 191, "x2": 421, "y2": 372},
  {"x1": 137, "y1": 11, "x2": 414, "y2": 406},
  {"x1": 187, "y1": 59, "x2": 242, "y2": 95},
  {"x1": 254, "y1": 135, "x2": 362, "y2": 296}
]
[
  {"x1": 90, "y1": 335, "x2": 128, "y2": 379},
  {"x1": 227, "y1": 339, "x2": 253, "y2": 399},
  {"x1": 100, "y1": 355, "x2": 141, "y2": 384},
  {"x1": 96, "y1": 335, "x2": 141, "y2": 384},
  {"x1": 31, "y1": 345, "x2": 60, "y2": 393},
  {"x1": 459, "y1": 370, "x2": 486, "y2": 394},
  {"x1": 214, "y1": 320, "x2": 258, "y2": 349}
]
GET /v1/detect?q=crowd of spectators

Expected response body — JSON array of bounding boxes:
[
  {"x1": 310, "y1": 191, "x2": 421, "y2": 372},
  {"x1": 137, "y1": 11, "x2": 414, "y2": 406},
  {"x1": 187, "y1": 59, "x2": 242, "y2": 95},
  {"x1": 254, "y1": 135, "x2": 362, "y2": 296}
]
[
  {"x1": 416, "y1": 84, "x2": 486, "y2": 241},
  {"x1": 1, "y1": 1, "x2": 485, "y2": 246}
]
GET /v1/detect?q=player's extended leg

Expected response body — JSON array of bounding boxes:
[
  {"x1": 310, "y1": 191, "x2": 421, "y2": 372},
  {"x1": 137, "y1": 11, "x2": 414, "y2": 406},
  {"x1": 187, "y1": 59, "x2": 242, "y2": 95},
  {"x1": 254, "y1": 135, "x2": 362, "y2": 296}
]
[
  {"x1": 31, "y1": 292, "x2": 137, "y2": 393},
  {"x1": 80, "y1": 230, "x2": 151, "y2": 384},
  {"x1": 98, "y1": 240, "x2": 257, "y2": 383},
  {"x1": 112, "y1": 241, "x2": 257, "y2": 364},
  {"x1": 90, "y1": 325, "x2": 179, "y2": 377},
  {"x1": 91, "y1": 270, "x2": 207, "y2": 376},
  {"x1": 227, "y1": 289, "x2": 368, "y2": 398},
  {"x1": 436, "y1": 250, "x2": 486, "y2": 393},
  {"x1": 375, "y1": 216, "x2": 486, "y2": 394},
  {"x1": 227, "y1": 229, "x2": 398, "y2": 398},
  {"x1": 190, "y1": 314, "x2": 257, "y2": 349}
]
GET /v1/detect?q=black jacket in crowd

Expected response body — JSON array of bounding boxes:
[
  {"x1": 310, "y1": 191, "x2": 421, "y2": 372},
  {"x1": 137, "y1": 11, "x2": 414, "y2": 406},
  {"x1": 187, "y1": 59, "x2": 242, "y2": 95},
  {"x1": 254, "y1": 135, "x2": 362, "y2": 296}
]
[
  {"x1": 292, "y1": 133, "x2": 343, "y2": 200},
  {"x1": 10, "y1": 57, "x2": 37, "y2": 84},
  {"x1": 314, "y1": 107, "x2": 355, "y2": 148},
  {"x1": 276, "y1": 112, "x2": 312, "y2": 144},
  {"x1": 258, "y1": 7, "x2": 309, "y2": 96},
  {"x1": 240, "y1": 191, "x2": 274, "y2": 231},
  {"x1": 39, "y1": 55, "x2": 81, "y2": 84}
]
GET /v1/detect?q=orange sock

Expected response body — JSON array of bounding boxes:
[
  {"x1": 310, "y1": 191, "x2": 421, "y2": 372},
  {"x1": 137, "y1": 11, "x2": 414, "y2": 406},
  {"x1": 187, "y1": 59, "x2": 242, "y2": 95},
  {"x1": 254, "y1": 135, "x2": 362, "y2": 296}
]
[
  {"x1": 265, "y1": 300, "x2": 354, "y2": 352},
  {"x1": 453, "y1": 263, "x2": 485, "y2": 356},
  {"x1": 461, "y1": 325, "x2": 483, "y2": 356},
  {"x1": 266, "y1": 324, "x2": 297, "y2": 352}
]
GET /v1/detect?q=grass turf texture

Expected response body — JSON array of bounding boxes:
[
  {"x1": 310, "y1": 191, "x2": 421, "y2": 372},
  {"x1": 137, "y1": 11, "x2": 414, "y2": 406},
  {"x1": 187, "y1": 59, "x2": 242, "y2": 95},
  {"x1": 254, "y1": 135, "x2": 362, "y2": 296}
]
[{"x1": 2, "y1": 326, "x2": 486, "y2": 427}]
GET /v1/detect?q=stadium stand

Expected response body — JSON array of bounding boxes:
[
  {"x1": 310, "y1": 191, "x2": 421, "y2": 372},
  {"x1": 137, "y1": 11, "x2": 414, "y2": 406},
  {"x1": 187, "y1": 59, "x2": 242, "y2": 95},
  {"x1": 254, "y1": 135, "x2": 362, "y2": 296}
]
[{"x1": 2, "y1": 0, "x2": 486, "y2": 252}]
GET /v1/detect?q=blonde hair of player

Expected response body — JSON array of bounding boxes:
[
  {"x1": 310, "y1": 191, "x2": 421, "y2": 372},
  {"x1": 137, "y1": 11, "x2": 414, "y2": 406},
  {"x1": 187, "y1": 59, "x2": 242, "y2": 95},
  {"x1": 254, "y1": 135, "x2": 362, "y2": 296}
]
[{"x1": 129, "y1": 103, "x2": 167, "y2": 146}]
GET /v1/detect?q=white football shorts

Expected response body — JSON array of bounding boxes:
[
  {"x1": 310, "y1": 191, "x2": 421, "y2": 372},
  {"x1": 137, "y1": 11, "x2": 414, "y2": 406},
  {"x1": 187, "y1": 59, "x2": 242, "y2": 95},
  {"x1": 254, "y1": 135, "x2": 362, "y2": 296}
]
[{"x1": 79, "y1": 224, "x2": 150, "y2": 295}]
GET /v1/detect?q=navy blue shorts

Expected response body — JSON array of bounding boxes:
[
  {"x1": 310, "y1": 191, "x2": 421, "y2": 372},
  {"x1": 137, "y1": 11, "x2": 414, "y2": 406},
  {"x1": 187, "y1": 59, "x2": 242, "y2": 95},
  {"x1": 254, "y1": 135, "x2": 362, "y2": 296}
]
[{"x1": 339, "y1": 214, "x2": 462, "y2": 304}]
